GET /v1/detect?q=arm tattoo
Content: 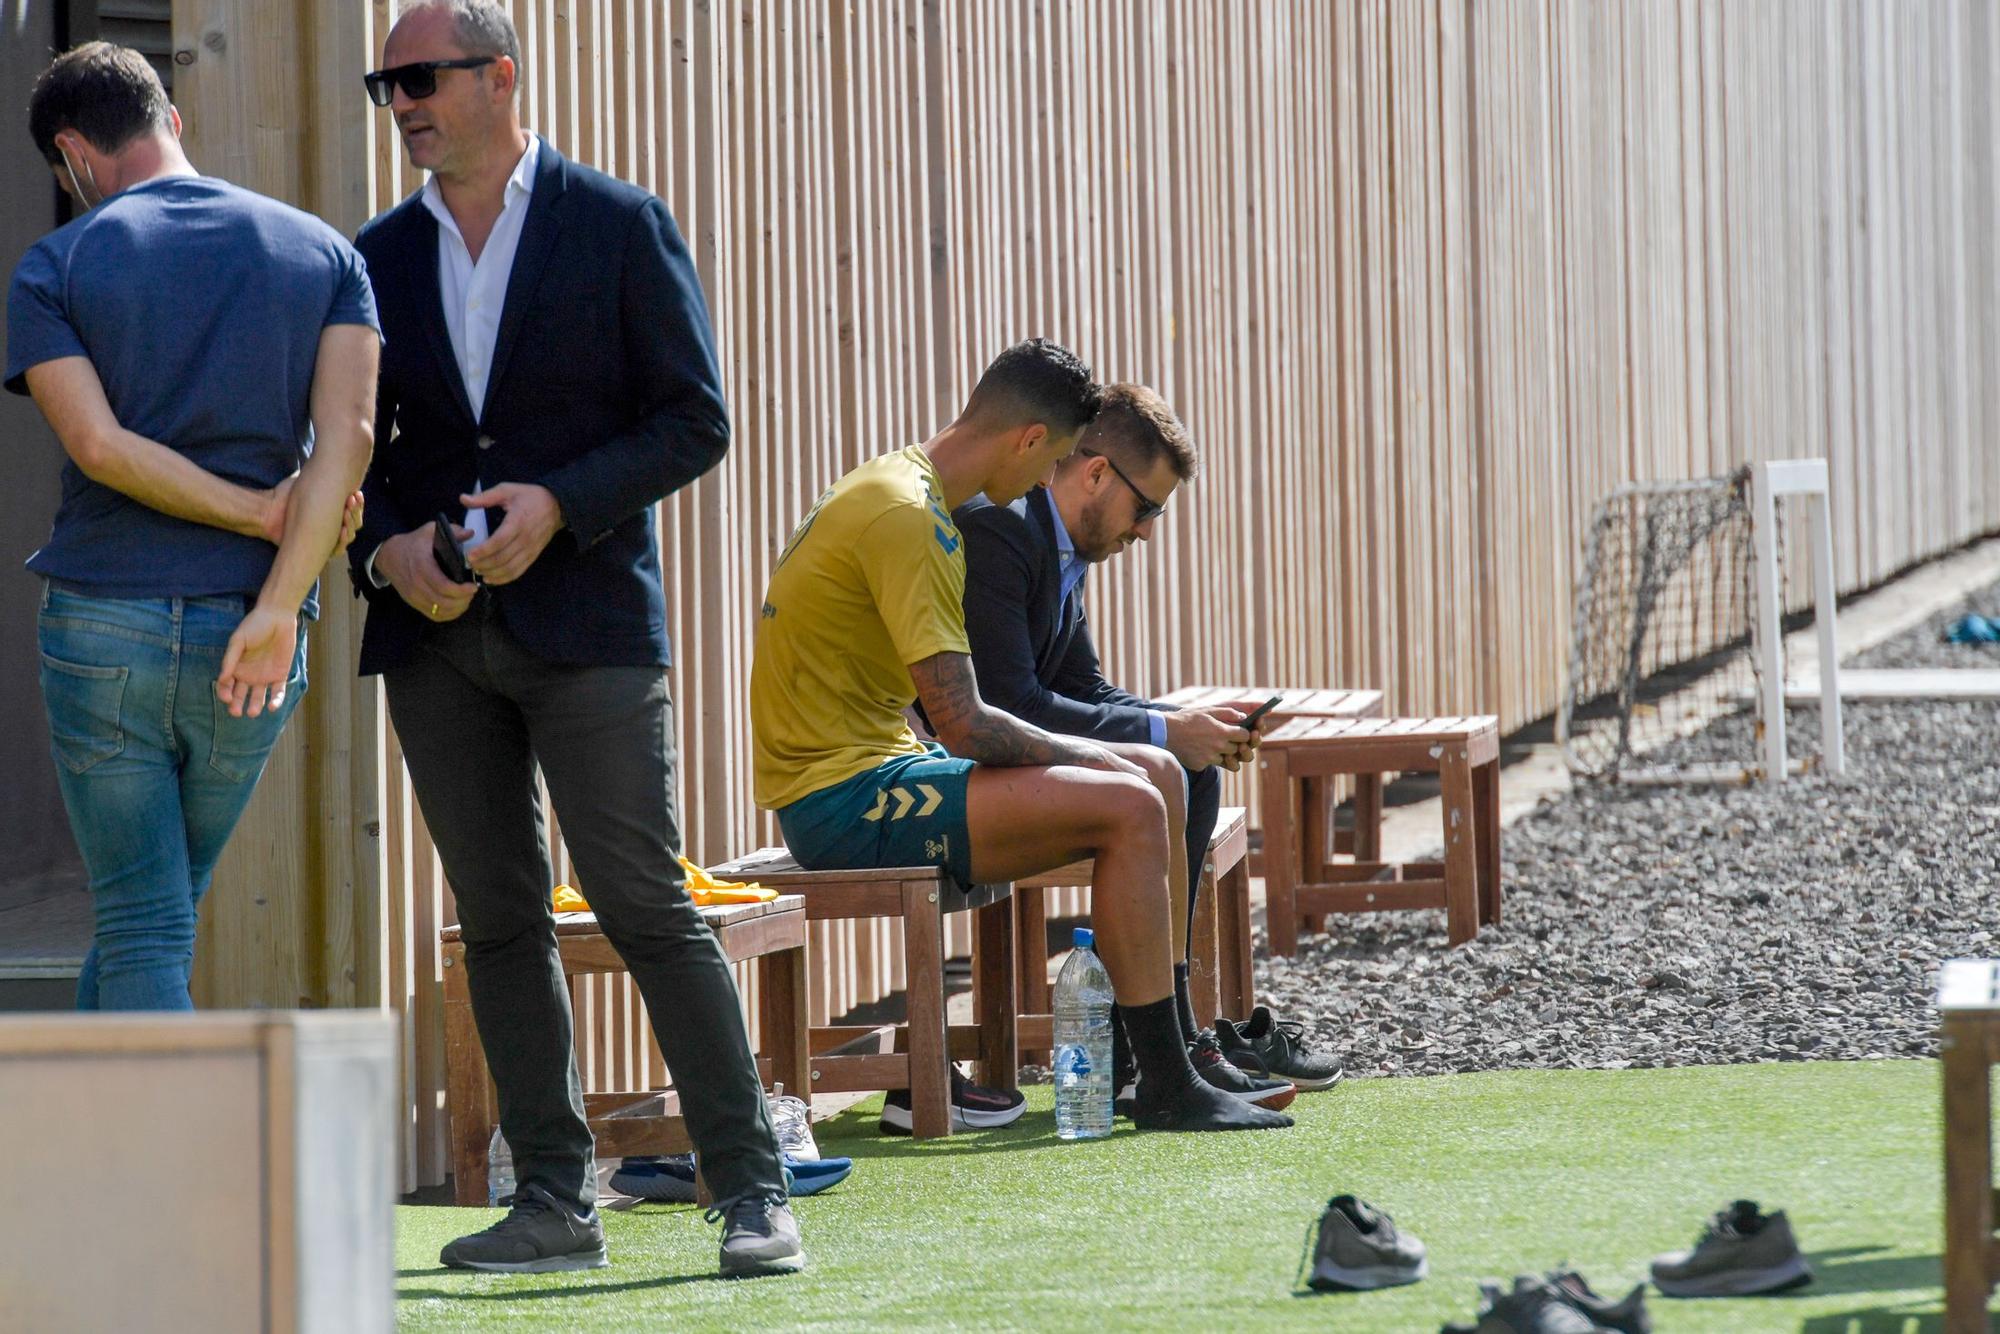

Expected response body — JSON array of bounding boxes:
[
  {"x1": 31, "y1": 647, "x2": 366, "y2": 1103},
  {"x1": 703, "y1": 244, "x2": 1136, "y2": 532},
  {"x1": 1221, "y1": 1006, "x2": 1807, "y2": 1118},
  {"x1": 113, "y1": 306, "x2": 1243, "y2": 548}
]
[{"x1": 909, "y1": 652, "x2": 1103, "y2": 769}]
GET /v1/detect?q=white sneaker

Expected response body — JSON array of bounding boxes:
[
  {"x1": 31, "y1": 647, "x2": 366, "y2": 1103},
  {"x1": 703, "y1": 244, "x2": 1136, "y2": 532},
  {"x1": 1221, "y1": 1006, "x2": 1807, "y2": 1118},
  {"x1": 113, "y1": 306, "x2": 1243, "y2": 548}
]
[{"x1": 770, "y1": 1085, "x2": 820, "y2": 1161}]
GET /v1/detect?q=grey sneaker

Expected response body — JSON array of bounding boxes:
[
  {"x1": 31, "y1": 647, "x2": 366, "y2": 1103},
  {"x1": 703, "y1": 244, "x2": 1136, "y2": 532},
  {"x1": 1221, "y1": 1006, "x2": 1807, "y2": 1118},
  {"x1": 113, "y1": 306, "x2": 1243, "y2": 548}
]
[
  {"x1": 1308, "y1": 1195, "x2": 1428, "y2": 1291},
  {"x1": 1546, "y1": 1269, "x2": 1651, "y2": 1333},
  {"x1": 1650, "y1": 1200, "x2": 1812, "y2": 1297},
  {"x1": 710, "y1": 1193, "x2": 806, "y2": 1277},
  {"x1": 439, "y1": 1182, "x2": 609, "y2": 1273},
  {"x1": 1443, "y1": 1277, "x2": 1606, "y2": 1333}
]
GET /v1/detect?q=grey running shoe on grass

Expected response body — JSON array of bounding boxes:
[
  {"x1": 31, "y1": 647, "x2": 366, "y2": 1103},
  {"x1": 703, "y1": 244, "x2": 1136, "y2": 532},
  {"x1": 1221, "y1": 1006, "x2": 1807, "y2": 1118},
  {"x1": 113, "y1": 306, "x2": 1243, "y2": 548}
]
[
  {"x1": 1650, "y1": 1199, "x2": 1812, "y2": 1296},
  {"x1": 1545, "y1": 1269, "x2": 1651, "y2": 1333},
  {"x1": 439, "y1": 1182, "x2": 609, "y2": 1273},
  {"x1": 1217, "y1": 1006, "x2": 1345, "y2": 1090},
  {"x1": 1443, "y1": 1277, "x2": 1607, "y2": 1333},
  {"x1": 1307, "y1": 1195, "x2": 1428, "y2": 1291},
  {"x1": 711, "y1": 1193, "x2": 806, "y2": 1277}
]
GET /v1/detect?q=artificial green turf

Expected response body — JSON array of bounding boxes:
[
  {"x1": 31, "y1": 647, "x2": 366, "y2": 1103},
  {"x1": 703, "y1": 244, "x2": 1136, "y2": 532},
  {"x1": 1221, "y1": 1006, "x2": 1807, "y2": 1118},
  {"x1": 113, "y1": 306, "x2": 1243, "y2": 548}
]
[{"x1": 396, "y1": 1059, "x2": 1949, "y2": 1331}]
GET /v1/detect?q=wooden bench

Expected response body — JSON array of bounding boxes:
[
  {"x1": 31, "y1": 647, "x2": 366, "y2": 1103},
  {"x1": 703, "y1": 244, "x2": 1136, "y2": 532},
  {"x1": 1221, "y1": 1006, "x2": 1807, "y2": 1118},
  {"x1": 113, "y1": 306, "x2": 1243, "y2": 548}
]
[
  {"x1": 1939, "y1": 959, "x2": 2000, "y2": 1332},
  {"x1": 1259, "y1": 716, "x2": 1502, "y2": 954},
  {"x1": 708, "y1": 849, "x2": 1018, "y2": 1141},
  {"x1": 440, "y1": 895, "x2": 810, "y2": 1207},
  {"x1": 1012, "y1": 806, "x2": 1253, "y2": 1065}
]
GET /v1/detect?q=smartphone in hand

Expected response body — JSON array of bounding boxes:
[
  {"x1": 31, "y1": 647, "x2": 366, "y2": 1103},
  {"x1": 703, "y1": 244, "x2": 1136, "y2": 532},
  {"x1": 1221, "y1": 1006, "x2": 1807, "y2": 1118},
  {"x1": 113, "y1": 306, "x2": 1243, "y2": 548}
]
[
  {"x1": 1239, "y1": 693, "x2": 1284, "y2": 733},
  {"x1": 432, "y1": 512, "x2": 477, "y2": 585}
]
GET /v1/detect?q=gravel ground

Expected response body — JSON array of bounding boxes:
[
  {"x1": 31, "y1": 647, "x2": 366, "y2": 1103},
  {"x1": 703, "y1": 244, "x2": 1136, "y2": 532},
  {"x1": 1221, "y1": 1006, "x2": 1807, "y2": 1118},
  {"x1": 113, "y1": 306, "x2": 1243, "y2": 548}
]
[{"x1": 1255, "y1": 579, "x2": 2000, "y2": 1078}]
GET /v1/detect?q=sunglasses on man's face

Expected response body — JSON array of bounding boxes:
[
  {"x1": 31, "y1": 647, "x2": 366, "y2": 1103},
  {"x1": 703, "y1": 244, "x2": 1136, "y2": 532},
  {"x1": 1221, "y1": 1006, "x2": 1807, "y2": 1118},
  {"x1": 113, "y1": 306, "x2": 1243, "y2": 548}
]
[
  {"x1": 363, "y1": 57, "x2": 495, "y2": 107},
  {"x1": 1079, "y1": 449, "x2": 1169, "y2": 524}
]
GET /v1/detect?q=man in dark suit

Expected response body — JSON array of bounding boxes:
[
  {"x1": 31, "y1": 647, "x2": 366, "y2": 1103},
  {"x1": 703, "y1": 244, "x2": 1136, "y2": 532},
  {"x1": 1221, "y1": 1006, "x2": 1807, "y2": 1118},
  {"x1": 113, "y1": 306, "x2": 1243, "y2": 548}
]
[
  {"x1": 348, "y1": 0, "x2": 799, "y2": 1279},
  {"x1": 953, "y1": 383, "x2": 1293, "y2": 1107}
]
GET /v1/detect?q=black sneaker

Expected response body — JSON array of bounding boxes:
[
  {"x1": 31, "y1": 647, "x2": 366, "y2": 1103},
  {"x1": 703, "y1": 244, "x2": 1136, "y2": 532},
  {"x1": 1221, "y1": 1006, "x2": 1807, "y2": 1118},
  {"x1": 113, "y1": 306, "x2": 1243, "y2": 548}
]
[
  {"x1": 708, "y1": 1192, "x2": 805, "y2": 1277},
  {"x1": 1189, "y1": 1030, "x2": 1297, "y2": 1109},
  {"x1": 1443, "y1": 1277, "x2": 1604, "y2": 1333},
  {"x1": 1217, "y1": 1006, "x2": 1345, "y2": 1090},
  {"x1": 439, "y1": 1181, "x2": 609, "y2": 1273},
  {"x1": 1307, "y1": 1194, "x2": 1428, "y2": 1291},
  {"x1": 879, "y1": 1064, "x2": 1027, "y2": 1134},
  {"x1": 1650, "y1": 1200, "x2": 1812, "y2": 1297},
  {"x1": 1546, "y1": 1269, "x2": 1651, "y2": 1333}
]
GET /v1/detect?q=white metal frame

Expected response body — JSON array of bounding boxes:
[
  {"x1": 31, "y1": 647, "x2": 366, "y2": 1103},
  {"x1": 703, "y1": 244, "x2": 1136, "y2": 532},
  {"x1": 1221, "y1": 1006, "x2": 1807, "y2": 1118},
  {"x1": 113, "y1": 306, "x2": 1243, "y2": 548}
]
[{"x1": 1749, "y1": 458, "x2": 1844, "y2": 785}]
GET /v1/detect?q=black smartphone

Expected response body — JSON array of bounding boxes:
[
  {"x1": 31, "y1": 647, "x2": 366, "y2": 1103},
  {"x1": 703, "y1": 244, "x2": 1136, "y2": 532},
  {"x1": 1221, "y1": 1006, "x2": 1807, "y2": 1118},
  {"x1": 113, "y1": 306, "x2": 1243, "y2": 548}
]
[
  {"x1": 433, "y1": 512, "x2": 476, "y2": 585},
  {"x1": 1240, "y1": 693, "x2": 1284, "y2": 733}
]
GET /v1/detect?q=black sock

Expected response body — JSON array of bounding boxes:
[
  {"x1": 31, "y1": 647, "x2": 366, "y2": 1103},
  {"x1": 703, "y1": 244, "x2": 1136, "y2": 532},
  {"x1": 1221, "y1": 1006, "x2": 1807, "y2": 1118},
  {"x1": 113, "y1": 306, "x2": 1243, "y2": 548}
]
[
  {"x1": 1110, "y1": 1003, "x2": 1135, "y2": 1090},
  {"x1": 1126, "y1": 993, "x2": 1292, "y2": 1132},
  {"x1": 1124, "y1": 995, "x2": 1203, "y2": 1096},
  {"x1": 1173, "y1": 964, "x2": 1200, "y2": 1043}
]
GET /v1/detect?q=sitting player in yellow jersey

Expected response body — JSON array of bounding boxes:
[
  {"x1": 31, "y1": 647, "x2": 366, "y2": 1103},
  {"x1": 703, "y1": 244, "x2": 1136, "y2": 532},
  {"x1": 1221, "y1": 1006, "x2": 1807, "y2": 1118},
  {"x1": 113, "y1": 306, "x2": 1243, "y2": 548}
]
[{"x1": 751, "y1": 339, "x2": 1289, "y2": 1134}]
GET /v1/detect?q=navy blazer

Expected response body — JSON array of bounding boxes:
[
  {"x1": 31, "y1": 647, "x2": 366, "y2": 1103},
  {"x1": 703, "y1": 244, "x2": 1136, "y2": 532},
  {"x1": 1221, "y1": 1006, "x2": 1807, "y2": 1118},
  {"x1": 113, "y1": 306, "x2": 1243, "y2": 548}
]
[
  {"x1": 953, "y1": 486, "x2": 1174, "y2": 744},
  {"x1": 347, "y1": 140, "x2": 728, "y2": 675}
]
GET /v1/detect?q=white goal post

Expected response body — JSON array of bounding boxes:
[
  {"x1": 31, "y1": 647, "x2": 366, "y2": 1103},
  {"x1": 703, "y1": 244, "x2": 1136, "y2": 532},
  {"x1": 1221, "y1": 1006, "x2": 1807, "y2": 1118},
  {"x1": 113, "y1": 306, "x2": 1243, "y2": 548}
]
[{"x1": 1750, "y1": 459, "x2": 1843, "y2": 785}]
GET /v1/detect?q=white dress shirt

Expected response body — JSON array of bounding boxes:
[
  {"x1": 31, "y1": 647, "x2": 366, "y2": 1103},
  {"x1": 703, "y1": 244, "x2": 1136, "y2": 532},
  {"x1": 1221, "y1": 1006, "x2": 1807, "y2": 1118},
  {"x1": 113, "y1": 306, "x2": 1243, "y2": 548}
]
[
  {"x1": 367, "y1": 136, "x2": 539, "y2": 587},
  {"x1": 424, "y1": 134, "x2": 539, "y2": 547}
]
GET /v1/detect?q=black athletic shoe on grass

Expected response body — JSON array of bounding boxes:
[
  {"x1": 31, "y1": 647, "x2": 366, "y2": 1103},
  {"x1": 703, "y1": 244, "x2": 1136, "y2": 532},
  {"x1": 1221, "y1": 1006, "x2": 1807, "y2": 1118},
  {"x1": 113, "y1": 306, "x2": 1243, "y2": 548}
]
[
  {"x1": 1650, "y1": 1200, "x2": 1812, "y2": 1297},
  {"x1": 879, "y1": 1065, "x2": 1027, "y2": 1134},
  {"x1": 1545, "y1": 1269, "x2": 1651, "y2": 1333},
  {"x1": 439, "y1": 1182, "x2": 608, "y2": 1273},
  {"x1": 1442, "y1": 1277, "x2": 1604, "y2": 1333},
  {"x1": 1189, "y1": 1030, "x2": 1297, "y2": 1109},
  {"x1": 1307, "y1": 1195, "x2": 1428, "y2": 1291},
  {"x1": 1217, "y1": 1006, "x2": 1345, "y2": 1090}
]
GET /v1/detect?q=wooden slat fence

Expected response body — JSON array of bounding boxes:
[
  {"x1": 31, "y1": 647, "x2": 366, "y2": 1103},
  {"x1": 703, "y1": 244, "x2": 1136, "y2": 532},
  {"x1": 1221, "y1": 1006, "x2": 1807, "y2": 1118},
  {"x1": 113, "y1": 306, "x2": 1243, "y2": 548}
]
[{"x1": 170, "y1": 0, "x2": 2000, "y2": 1189}]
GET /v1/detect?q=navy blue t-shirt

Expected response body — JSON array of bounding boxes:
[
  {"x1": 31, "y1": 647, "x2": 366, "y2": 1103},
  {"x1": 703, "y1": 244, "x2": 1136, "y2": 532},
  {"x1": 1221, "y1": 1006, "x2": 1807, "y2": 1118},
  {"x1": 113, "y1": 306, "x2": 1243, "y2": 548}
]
[{"x1": 5, "y1": 174, "x2": 380, "y2": 603}]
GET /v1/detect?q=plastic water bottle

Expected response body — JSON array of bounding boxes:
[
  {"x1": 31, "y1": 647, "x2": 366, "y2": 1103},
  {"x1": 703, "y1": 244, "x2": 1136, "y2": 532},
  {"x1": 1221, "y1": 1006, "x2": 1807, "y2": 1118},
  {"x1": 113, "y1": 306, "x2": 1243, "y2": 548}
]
[
  {"x1": 1053, "y1": 926, "x2": 1115, "y2": 1140},
  {"x1": 487, "y1": 1127, "x2": 516, "y2": 1206}
]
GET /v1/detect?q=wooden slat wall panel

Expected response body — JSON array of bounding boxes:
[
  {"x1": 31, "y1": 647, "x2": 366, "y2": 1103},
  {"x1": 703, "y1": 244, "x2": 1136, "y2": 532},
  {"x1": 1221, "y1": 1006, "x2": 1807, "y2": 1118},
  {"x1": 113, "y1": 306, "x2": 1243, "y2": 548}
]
[{"x1": 171, "y1": 0, "x2": 2000, "y2": 1189}]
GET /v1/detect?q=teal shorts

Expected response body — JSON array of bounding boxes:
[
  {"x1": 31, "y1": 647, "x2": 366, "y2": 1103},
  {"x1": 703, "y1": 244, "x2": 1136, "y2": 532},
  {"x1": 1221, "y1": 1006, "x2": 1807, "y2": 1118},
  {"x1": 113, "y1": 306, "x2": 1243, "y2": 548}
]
[{"x1": 778, "y1": 744, "x2": 976, "y2": 885}]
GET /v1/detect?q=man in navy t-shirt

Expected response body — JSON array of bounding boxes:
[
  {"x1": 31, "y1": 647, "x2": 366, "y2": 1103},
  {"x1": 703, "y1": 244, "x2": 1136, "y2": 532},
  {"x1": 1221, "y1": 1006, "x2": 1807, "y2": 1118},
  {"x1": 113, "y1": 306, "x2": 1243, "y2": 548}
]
[{"x1": 4, "y1": 42, "x2": 379, "y2": 1011}]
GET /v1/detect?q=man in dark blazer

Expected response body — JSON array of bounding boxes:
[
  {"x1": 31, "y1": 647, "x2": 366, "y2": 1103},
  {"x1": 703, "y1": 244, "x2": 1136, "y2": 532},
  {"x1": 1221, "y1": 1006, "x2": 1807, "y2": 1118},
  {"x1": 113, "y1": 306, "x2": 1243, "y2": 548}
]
[
  {"x1": 953, "y1": 383, "x2": 1290, "y2": 1105},
  {"x1": 348, "y1": 0, "x2": 800, "y2": 1279}
]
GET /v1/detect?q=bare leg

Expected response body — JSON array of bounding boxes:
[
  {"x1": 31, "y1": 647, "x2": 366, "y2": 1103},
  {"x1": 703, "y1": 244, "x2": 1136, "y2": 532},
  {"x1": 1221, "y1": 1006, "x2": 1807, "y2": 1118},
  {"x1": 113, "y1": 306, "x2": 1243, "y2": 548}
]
[
  {"x1": 965, "y1": 763, "x2": 1174, "y2": 1006},
  {"x1": 1099, "y1": 743, "x2": 1190, "y2": 960},
  {"x1": 964, "y1": 760, "x2": 1288, "y2": 1133}
]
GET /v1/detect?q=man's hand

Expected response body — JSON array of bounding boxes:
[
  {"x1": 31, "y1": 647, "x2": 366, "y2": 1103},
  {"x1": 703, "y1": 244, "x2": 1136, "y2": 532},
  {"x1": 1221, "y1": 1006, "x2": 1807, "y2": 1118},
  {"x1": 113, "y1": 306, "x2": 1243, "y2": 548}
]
[
  {"x1": 1163, "y1": 706, "x2": 1259, "y2": 772},
  {"x1": 377, "y1": 522, "x2": 478, "y2": 623},
  {"x1": 215, "y1": 606, "x2": 298, "y2": 718},
  {"x1": 464, "y1": 482, "x2": 563, "y2": 586},
  {"x1": 260, "y1": 476, "x2": 363, "y2": 553},
  {"x1": 1062, "y1": 739, "x2": 1151, "y2": 781},
  {"x1": 337, "y1": 491, "x2": 364, "y2": 553},
  {"x1": 258, "y1": 474, "x2": 297, "y2": 545}
]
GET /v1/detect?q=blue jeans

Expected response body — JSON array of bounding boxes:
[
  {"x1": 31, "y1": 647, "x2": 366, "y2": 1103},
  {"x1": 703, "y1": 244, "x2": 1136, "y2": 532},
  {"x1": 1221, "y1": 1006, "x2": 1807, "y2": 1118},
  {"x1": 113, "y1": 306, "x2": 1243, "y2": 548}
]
[{"x1": 37, "y1": 581, "x2": 307, "y2": 1011}]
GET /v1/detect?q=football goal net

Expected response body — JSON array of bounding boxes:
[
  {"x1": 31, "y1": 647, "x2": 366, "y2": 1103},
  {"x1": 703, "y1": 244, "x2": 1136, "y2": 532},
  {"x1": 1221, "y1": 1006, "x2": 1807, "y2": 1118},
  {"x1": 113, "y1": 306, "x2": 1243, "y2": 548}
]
[{"x1": 1557, "y1": 460, "x2": 1843, "y2": 786}]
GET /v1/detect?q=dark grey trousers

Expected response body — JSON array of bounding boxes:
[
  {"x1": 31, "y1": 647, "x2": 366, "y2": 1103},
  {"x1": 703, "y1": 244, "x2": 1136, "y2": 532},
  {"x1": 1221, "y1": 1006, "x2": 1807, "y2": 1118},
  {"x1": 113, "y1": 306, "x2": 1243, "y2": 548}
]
[
  {"x1": 1183, "y1": 763, "x2": 1222, "y2": 947},
  {"x1": 385, "y1": 597, "x2": 782, "y2": 1210}
]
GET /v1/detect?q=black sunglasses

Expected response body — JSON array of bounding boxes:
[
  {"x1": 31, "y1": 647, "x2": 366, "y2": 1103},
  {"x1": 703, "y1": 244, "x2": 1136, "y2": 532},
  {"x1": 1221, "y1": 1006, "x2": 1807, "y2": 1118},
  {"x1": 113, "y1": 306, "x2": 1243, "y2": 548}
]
[
  {"x1": 1078, "y1": 449, "x2": 1169, "y2": 523},
  {"x1": 363, "y1": 57, "x2": 496, "y2": 107}
]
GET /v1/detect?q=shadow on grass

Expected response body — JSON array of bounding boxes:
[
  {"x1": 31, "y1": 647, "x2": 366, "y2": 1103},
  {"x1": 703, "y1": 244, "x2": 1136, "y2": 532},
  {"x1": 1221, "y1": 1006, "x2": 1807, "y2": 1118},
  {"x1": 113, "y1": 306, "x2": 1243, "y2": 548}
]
[
  {"x1": 1797, "y1": 1307, "x2": 1945, "y2": 1333},
  {"x1": 398, "y1": 1270, "x2": 745, "y2": 1302},
  {"x1": 1802, "y1": 1247, "x2": 1942, "y2": 1298},
  {"x1": 817, "y1": 1114, "x2": 1068, "y2": 1161},
  {"x1": 1790, "y1": 1247, "x2": 1945, "y2": 1334}
]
